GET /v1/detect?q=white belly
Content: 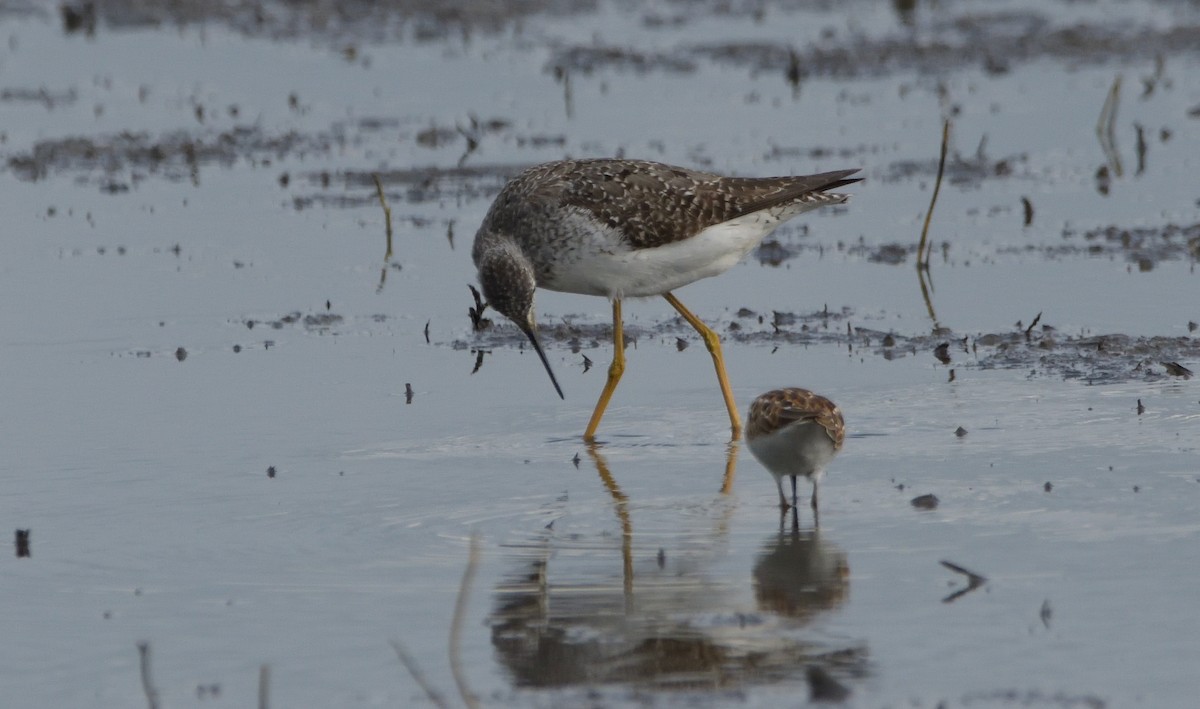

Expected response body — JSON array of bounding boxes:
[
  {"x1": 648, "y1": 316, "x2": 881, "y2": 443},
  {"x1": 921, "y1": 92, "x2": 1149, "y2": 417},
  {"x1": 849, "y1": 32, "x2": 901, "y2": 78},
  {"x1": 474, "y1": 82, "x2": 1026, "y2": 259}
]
[
  {"x1": 747, "y1": 421, "x2": 838, "y2": 482},
  {"x1": 543, "y1": 209, "x2": 786, "y2": 298}
]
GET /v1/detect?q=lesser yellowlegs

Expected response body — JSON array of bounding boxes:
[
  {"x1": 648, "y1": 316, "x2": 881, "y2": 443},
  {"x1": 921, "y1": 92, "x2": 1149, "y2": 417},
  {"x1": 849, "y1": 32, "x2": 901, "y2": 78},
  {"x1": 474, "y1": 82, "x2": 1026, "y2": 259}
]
[
  {"x1": 472, "y1": 159, "x2": 860, "y2": 441},
  {"x1": 746, "y1": 388, "x2": 845, "y2": 520}
]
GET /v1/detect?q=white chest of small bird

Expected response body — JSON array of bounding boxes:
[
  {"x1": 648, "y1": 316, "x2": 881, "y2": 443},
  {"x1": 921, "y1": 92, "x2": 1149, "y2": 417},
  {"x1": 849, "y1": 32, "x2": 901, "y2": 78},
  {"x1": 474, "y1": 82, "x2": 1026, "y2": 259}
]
[{"x1": 745, "y1": 388, "x2": 845, "y2": 521}]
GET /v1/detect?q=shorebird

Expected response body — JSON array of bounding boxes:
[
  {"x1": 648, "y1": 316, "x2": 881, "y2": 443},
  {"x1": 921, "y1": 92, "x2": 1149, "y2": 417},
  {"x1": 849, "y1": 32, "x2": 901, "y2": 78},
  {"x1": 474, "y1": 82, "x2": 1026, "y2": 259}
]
[
  {"x1": 745, "y1": 388, "x2": 845, "y2": 521},
  {"x1": 471, "y1": 159, "x2": 860, "y2": 441}
]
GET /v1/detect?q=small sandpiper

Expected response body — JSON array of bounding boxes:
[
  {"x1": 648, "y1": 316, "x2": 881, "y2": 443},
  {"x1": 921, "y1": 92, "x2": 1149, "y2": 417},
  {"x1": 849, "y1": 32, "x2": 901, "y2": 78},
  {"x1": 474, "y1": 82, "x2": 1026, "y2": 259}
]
[
  {"x1": 472, "y1": 159, "x2": 860, "y2": 441},
  {"x1": 745, "y1": 388, "x2": 845, "y2": 521}
]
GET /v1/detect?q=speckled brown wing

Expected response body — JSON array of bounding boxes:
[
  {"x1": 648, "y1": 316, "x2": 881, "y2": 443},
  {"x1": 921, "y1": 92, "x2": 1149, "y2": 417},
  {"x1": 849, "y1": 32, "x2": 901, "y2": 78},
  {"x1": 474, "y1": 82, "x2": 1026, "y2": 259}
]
[
  {"x1": 747, "y1": 388, "x2": 845, "y2": 451},
  {"x1": 541, "y1": 159, "x2": 860, "y2": 250}
]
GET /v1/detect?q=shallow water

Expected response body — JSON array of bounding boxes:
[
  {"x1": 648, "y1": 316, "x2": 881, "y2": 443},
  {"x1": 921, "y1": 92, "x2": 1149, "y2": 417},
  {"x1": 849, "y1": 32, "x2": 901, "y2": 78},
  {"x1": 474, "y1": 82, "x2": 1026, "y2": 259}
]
[{"x1": 1, "y1": 1, "x2": 1198, "y2": 707}]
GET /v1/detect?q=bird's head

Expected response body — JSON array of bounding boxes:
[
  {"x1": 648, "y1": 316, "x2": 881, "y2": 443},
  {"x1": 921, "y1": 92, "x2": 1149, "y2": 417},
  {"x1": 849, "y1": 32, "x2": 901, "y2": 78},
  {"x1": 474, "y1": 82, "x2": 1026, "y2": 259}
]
[{"x1": 475, "y1": 238, "x2": 564, "y2": 399}]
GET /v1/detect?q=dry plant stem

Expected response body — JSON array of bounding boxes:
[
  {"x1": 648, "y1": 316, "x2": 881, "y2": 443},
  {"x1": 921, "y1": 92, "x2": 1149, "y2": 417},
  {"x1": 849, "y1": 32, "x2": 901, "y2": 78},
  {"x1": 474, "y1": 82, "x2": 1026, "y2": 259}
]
[
  {"x1": 373, "y1": 173, "x2": 395, "y2": 292},
  {"x1": 258, "y1": 664, "x2": 270, "y2": 709},
  {"x1": 1096, "y1": 75, "x2": 1123, "y2": 177},
  {"x1": 940, "y1": 559, "x2": 987, "y2": 585},
  {"x1": 916, "y1": 265, "x2": 940, "y2": 329},
  {"x1": 940, "y1": 559, "x2": 987, "y2": 603},
  {"x1": 390, "y1": 641, "x2": 451, "y2": 709},
  {"x1": 917, "y1": 119, "x2": 951, "y2": 270},
  {"x1": 372, "y1": 173, "x2": 394, "y2": 261},
  {"x1": 136, "y1": 642, "x2": 160, "y2": 709},
  {"x1": 1024, "y1": 311, "x2": 1042, "y2": 339},
  {"x1": 450, "y1": 533, "x2": 481, "y2": 709}
]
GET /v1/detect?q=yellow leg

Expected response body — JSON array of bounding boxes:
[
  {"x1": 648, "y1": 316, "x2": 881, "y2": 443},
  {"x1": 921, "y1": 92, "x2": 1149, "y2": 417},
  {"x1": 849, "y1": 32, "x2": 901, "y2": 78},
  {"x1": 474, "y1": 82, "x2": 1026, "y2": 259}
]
[
  {"x1": 583, "y1": 299, "x2": 626, "y2": 441},
  {"x1": 663, "y1": 292, "x2": 742, "y2": 440},
  {"x1": 719, "y1": 441, "x2": 740, "y2": 496}
]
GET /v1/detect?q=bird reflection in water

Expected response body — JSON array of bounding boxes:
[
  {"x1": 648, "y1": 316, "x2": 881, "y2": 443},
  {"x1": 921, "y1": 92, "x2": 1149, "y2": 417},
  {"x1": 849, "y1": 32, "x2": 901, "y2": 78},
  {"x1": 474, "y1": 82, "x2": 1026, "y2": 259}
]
[
  {"x1": 753, "y1": 513, "x2": 850, "y2": 621},
  {"x1": 488, "y1": 443, "x2": 867, "y2": 694},
  {"x1": 752, "y1": 514, "x2": 866, "y2": 697}
]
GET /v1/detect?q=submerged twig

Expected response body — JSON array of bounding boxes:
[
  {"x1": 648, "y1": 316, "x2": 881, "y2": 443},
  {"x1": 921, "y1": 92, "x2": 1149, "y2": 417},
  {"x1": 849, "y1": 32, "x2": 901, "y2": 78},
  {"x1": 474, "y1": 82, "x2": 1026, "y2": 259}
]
[
  {"x1": 1134, "y1": 122, "x2": 1147, "y2": 176},
  {"x1": 917, "y1": 265, "x2": 940, "y2": 330},
  {"x1": 1096, "y1": 74, "x2": 1123, "y2": 177},
  {"x1": 372, "y1": 173, "x2": 395, "y2": 293},
  {"x1": 258, "y1": 664, "x2": 270, "y2": 709},
  {"x1": 1024, "y1": 311, "x2": 1042, "y2": 339},
  {"x1": 136, "y1": 642, "x2": 161, "y2": 709},
  {"x1": 917, "y1": 119, "x2": 950, "y2": 270},
  {"x1": 940, "y1": 559, "x2": 987, "y2": 603},
  {"x1": 1160, "y1": 361, "x2": 1193, "y2": 379},
  {"x1": 786, "y1": 47, "x2": 803, "y2": 98},
  {"x1": 553, "y1": 65, "x2": 573, "y2": 119},
  {"x1": 449, "y1": 533, "x2": 481, "y2": 709},
  {"x1": 391, "y1": 640, "x2": 451, "y2": 709}
]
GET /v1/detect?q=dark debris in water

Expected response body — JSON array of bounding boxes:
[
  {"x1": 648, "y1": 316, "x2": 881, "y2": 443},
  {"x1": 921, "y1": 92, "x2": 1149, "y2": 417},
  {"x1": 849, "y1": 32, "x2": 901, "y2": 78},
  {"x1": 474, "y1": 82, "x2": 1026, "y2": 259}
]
[
  {"x1": 25, "y1": 0, "x2": 1200, "y2": 84},
  {"x1": 464, "y1": 306, "x2": 1200, "y2": 385},
  {"x1": 959, "y1": 688, "x2": 1106, "y2": 709},
  {"x1": 35, "y1": 0, "x2": 575, "y2": 43},
  {"x1": 999, "y1": 221, "x2": 1200, "y2": 265},
  {"x1": 882, "y1": 151, "x2": 1030, "y2": 186},
  {"x1": 940, "y1": 559, "x2": 986, "y2": 604},
  {"x1": 242, "y1": 310, "x2": 346, "y2": 333},
  {"x1": 293, "y1": 163, "x2": 530, "y2": 210},
  {"x1": 552, "y1": 10, "x2": 1200, "y2": 79},
  {"x1": 12, "y1": 2, "x2": 1198, "y2": 206},
  {"x1": 911, "y1": 494, "x2": 939, "y2": 510},
  {"x1": 806, "y1": 665, "x2": 850, "y2": 703},
  {"x1": 15, "y1": 528, "x2": 31, "y2": 558},
  {"x1": 0, "y1": 87, "x2": 78, "y2": 109},
  {"x1": 7, "y1": 127, "x2": 335, "y2": 191},
  {"x1": 1160, "y1": 361, "x2": 1194, "y2": 379}
]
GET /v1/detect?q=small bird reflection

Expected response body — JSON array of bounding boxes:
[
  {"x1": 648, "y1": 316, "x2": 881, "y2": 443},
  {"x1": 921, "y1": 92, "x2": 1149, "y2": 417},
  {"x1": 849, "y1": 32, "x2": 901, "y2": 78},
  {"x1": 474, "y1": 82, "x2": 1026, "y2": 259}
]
[
  {"x1": 488, "y1": 444, "x2": 867, "y2": 692},
  {"x1": 752, "y1": 519, "x2": 851, "y2": 622}
]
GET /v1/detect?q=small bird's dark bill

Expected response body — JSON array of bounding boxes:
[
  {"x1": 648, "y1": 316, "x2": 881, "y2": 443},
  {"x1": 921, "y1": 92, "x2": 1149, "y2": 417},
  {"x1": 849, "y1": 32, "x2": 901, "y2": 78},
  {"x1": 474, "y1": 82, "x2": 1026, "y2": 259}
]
[{"x1": 522, "y1": 326, "x2": 565, "y2": 399}]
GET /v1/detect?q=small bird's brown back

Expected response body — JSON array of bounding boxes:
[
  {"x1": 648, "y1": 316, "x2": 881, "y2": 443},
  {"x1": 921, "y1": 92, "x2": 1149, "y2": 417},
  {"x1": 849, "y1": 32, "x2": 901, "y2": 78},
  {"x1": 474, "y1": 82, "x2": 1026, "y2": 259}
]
[{"x1": 747, "y1": 388, "x2": 845, "y2": 450}]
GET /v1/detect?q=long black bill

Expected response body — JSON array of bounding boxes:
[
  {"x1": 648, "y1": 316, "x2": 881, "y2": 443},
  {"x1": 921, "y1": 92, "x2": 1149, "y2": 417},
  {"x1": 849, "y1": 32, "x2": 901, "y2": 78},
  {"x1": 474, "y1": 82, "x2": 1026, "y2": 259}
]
[{"x1": 522, "y1": 326, "x2": 564, "y2": 399}]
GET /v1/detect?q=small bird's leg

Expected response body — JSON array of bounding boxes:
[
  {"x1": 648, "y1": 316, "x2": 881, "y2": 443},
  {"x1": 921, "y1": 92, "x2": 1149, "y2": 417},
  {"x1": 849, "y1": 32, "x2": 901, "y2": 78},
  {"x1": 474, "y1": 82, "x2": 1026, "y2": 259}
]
[
  {"x1": 791, "y1": 475, "x2": 799, "y2": 510},
  {"x1": 584, "y1": 299, "x2": 626, "y2": 441},
  {"x1": 811, "y1": 478, "x2": 820, "y2": 528},
  {"x1": 663, "y1": 292, "x2": 742, "y2": 440},
  {"x1": 776, "y1": 477, "x2": 790, "y2": 510}
]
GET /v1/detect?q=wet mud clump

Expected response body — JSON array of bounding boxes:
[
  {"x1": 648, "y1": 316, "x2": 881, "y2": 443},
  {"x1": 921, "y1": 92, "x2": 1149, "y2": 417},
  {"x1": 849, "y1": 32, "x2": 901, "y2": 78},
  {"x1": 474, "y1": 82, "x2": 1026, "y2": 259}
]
[
  {"x1": 7, "y1": 128, "x2": 336, "y2": 192},
  {"x1": 467, "y1": 306, "x2": 1200, "y2": 385}
]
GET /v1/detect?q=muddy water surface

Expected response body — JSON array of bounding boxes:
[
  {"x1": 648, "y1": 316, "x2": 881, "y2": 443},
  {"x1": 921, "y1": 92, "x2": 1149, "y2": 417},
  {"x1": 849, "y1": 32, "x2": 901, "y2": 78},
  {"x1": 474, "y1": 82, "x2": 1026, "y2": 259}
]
[{"x1": 1, "y1": 1, "x2": 1198, "y2": 707}]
